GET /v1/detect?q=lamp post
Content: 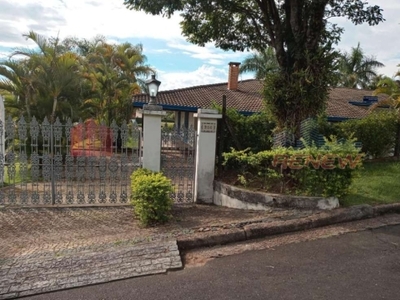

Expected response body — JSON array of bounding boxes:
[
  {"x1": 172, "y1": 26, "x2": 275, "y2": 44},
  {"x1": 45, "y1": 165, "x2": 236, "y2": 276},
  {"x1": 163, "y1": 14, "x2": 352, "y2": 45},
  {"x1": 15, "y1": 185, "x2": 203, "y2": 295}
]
[
  {"x1": 145, "y1": 74, "x2": 161, "y2": 106},
  {"x1": 142, "y1": 74, "x2": 165, "y2": 172}
]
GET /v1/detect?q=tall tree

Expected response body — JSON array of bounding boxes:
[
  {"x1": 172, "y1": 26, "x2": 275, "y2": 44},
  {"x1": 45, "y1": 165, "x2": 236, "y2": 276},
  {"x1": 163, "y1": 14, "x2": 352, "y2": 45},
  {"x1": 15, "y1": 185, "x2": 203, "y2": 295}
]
[
  {"x1": 82, "y1": 41, "x2": 153, "y2": 124},
  {"x1": 337, "y1": 43, "x2": 384, "y2": 89},
  {"x1": 13, "y1": 31, "x2": 82, "y2": 121},
  {"x1": 125, "y1": 0, "x2": 384, "y2": 136},
  {"x1": 0, "y1": 60, "x2": 36, "y2": 120},
  {"x1": 239, "y1": 47, "x2": 279, "y2": 80}
]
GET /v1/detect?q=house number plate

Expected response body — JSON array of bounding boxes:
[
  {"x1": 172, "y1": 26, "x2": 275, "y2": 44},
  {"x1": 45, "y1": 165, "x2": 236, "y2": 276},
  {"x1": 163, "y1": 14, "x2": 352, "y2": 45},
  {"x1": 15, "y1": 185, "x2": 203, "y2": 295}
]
[{"x1": 201, "y1": 122, "x2": 216, "y2": 133}]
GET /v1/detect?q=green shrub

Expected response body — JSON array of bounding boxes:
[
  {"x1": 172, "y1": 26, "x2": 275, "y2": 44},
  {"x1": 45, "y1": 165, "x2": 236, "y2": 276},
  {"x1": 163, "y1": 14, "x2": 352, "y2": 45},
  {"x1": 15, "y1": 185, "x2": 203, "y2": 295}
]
[
  {"x1": 130, "y1": 168, "x2": 174, "y2": 226},
  {"x1": 223, "y1": 137, "x2": 362, "y2": 199},
  {"x1": 336, "y1": 111, "x2": 397, "y2": 158},
  {"x1": 212, "y1": 103, "x2": 275, "y2": 152}
]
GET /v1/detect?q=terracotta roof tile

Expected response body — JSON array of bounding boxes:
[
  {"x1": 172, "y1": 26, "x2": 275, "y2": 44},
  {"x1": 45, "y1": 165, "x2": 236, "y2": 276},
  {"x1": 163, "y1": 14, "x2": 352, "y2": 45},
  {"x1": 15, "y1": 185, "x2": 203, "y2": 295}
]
[
  {"x1": 132, "y1": 79, "x2": 387, "y2": 119},
  {"x1": 133, "y1": 79, "x2": 264, "y2": 113},
  {"x1": 326, "y1": 87, "x2": 386, "y2": 119}
]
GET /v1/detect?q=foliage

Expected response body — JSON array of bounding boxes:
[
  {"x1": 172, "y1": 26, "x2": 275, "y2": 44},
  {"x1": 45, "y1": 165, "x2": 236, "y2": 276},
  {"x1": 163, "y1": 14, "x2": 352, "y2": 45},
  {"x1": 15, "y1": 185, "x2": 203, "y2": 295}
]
[
  {"x1": 82, "y1": 42, "x2": 154, "y2": 124},
  {"x1": 263, "y1": 48, "x2": 338, "y2": 132},
  {"x1": 162, "y1": 111, "x2": 175, "y2": 123},
  {"x1": 0, "y1": 31, "x2": 153, "y2": 123},
  {"x1": 336, "y1": 111, "x2": 397, "y2": 158},
  {"x1": 223, "y1": 137, "x2": 362, "y2": 198},
  {"x1": 125, "y1": 0, "x2": 384, "y2": 135},
  {"x1": 336, "y1": 43, "x2": 384, "y2": 89},
  {"x1": 212, "y1": 103, "x2": 275, "y2": 152},
  {"x1": 371, "y1": 75, "x2": 400, "y2": 110},
  {"x1": 10, "y1": 31, "x2": 82, "y2": 122},
  {"x1": 130, "y1": 168, "x2": 174, "y2": 226},
  {"x1": 371, "y1": 74, "x2": 400, "y2": 156},
  {"x1": 0, "y1": 60, "x2": 37, "y2": 120},
  {"x1": 239, "y1": 47, "x2": 279, "y2": 80}
]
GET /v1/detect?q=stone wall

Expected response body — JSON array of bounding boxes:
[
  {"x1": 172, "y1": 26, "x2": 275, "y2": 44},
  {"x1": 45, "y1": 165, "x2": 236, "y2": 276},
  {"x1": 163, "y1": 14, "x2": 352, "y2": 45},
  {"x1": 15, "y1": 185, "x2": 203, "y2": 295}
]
[{"x1": 213, "y1": 181, "x2": 339, "y2": 211}]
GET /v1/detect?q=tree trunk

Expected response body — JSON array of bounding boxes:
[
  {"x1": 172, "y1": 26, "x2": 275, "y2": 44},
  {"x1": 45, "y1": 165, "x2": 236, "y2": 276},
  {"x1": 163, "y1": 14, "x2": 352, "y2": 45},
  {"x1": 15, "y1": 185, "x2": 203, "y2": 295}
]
[
  {"x1": 51, "y1": 96, "x2": 58, "y2": 123},
  {"x1": 394, "y1": 123, "x2": 400, "y2": 157},
  {"x1": 25, "y1": 89, "x2": 32, "y2": 122}
]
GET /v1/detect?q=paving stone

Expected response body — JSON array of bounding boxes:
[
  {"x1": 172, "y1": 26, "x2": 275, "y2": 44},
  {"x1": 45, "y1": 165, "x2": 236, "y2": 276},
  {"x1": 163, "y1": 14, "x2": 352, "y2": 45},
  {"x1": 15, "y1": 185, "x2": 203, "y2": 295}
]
[
  {"x1": 0, "y1": 287, "x2": 10, "y2": 295},
  {"x1": 0, "y1": 292, "x2": 18, "y2": 300},
  {"x1": 0, "y1": 240, "x2": 182, "y2": 298}
]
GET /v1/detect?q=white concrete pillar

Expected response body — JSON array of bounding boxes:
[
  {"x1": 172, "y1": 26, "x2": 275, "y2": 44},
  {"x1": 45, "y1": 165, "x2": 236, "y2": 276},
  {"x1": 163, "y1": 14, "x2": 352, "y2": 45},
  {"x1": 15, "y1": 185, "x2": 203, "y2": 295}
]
[
  {"x1": 142, "y1": 106, "x2": 166, "y2": 172},
  {"x1": 194, "y1": 109, "x2": 222, "y2": 203}
]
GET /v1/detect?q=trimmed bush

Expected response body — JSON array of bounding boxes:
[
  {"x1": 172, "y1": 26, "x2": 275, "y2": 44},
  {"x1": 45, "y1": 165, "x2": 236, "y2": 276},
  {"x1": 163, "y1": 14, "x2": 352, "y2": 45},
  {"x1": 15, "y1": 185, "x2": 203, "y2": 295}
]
[
  {"x1": 336, "y1": 111, "x2": 397, "y2": 158},
  {"x1": 223, "y1": 137, "x2": 363, "y2": 199},
  {"x1": 130, "y1": 168, "x2": 173, "y2": 226}
]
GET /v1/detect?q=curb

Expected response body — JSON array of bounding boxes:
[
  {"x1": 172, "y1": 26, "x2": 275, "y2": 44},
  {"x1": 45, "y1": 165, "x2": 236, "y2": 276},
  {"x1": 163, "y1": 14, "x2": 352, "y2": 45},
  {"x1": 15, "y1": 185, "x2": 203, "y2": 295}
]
[{"x1": 177, "y1": 204, "x2": 400, "y2": 251}]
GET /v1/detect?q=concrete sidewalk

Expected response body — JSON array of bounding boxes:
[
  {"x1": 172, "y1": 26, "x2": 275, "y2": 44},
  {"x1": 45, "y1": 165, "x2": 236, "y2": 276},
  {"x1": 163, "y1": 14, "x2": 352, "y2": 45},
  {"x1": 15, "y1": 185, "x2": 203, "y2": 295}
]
[{"x1": 1, "y1": 203, "x2": 400, "y2": 299}]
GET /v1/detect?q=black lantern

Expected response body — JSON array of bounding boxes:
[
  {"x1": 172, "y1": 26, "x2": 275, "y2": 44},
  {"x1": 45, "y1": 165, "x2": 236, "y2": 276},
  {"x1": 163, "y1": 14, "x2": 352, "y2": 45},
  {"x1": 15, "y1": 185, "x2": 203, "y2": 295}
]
[{"x1": 145, "y1": 74, "x2": 161, "y2": 105}]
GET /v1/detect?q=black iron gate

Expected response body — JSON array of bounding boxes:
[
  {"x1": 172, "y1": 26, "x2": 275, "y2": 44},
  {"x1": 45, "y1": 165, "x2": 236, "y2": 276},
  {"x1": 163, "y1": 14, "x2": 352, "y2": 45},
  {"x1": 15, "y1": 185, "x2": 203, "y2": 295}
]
[
  {"x1": 0, "y1": 116, "x2": 142, "y2": 206},
  {"x1": 161, "y1": 125, "x2": 196, "y2": 203}
]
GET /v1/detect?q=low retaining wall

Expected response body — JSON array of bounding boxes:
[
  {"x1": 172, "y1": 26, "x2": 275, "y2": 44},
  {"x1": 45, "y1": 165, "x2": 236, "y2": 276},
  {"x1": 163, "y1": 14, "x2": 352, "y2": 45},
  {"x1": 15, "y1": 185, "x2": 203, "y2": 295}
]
[{"x1": 213, "y1": 181, "x2": 339, "y2": 211}]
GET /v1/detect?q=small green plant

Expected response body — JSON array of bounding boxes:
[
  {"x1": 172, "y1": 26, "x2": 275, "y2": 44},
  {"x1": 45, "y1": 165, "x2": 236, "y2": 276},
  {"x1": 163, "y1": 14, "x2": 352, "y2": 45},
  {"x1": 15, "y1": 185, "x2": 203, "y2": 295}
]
[
  {"x1": 130, "y1": 168, "x2": 174, "y2": 226},
  {"x1": 237, "y1": 174, "x2": 248, "y2": 187}
]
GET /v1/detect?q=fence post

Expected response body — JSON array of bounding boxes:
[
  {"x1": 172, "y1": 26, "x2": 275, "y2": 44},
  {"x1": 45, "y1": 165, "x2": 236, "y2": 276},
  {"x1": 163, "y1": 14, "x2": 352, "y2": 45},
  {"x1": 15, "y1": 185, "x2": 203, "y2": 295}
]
[
  {"x1": 194, "y1": 109, "x2": 222, "y2": 203},
  {"x1": 0, "y1": 96, "x2": 4, "y2": 183},
  {"x1": 142, "y1": 105, "x2": 166, "y2": 172}
]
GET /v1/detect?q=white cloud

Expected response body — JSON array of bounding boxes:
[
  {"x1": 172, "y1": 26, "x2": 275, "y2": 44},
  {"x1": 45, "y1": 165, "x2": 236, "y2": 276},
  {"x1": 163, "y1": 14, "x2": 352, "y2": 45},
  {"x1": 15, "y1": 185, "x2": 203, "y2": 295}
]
[
  {"x1": 58, "y1": 1, "x2": 183, "y2": 41},
  {"x1": 157, "y1": 65, "x2": 227, "y2": 90},
  {"x1": 0, "y1": 51, "x2": 9, "y2": 60},
  {"x1": 157, "y1": 64, "x2": 253, "y2": 91},
  {"x1": 151, "y1": 49, "x2": 172, "y2": 54},
  {"x1": 0, "y1": 0, "x2": 183, "y2": 48},
  {"x1": 166, "y1": 40, "x2": 246, "y2": 65},
  {"x1": 334, "y1": 0, "x2": 400, "y2": 78}
]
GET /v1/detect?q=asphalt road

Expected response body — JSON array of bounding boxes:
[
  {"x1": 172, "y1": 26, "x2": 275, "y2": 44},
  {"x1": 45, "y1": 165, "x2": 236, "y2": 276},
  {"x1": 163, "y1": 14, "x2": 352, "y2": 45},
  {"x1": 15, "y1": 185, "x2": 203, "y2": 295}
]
[{"x1": 24, "y1": 225, "x2": 400, "y2": 300}]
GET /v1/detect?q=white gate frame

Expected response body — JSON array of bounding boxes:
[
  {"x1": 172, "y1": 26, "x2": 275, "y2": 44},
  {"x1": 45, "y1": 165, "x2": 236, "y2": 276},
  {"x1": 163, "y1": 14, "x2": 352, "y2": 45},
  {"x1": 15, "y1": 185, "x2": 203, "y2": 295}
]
[{"x1": 142, "y1": 107, "x2": 221, "y2": 203}]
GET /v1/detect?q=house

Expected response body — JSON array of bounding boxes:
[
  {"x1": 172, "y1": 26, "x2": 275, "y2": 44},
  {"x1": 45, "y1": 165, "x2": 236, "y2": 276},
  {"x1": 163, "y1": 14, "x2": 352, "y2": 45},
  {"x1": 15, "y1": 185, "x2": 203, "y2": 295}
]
[{"x1": 132, "y1": 62, "x2": 387, "y2": 128}]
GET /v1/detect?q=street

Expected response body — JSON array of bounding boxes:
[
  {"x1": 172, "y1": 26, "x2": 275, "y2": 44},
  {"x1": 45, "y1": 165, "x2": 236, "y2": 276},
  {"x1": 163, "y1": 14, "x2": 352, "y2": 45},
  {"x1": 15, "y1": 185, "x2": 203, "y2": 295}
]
[{"x1": 24, "y1": 224, "x2": 400, "y2": 300}]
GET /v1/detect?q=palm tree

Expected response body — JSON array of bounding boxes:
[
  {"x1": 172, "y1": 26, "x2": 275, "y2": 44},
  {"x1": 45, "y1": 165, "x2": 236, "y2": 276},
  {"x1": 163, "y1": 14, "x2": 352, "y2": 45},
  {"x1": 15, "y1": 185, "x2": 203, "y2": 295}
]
[
  {"x1": 0, "y1": 59, "x2": 36, "y2": 120},
  {"x1": 367, "y1": 74, "x2": 387, "y2": 90},
  {"x1": 239, "y1": 47, "x2": 279, "y2": 80},
  {"x1": 12, "y1": 31, "x2": 82, "y2": 122},
  {"x1": 114, "y1": 43, "x2": 152, "y2": 93},
  {"x1": 337, "y1": 43, "x2": 384, "y2": 89},
  {"x1": 61, "y1": 35, "x2": 106, "y2": 57},
  {"x1": 82, "y1": 41, "x2": 153, "y2": 124}
]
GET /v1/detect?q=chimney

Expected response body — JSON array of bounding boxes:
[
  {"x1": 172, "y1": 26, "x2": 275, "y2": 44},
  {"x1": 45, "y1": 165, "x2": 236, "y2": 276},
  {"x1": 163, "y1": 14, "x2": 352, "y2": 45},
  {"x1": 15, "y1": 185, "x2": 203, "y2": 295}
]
[{"x1": 228, "y1": 62, "x2": 241, "y2": 90}]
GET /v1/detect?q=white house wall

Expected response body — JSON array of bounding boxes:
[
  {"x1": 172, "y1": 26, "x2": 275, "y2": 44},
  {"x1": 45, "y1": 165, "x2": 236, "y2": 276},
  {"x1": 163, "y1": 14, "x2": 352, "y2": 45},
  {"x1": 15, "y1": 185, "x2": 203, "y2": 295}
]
[{"x1": 173, "y1": 111, "x2": 196, "y2": 129}]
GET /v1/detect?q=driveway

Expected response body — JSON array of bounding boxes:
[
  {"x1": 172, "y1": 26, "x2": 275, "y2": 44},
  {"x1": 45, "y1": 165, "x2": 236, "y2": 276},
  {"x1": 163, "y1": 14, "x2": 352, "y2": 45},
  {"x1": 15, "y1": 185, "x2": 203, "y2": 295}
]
[{"x1": 0, "y1": 205, "x2": 311, "y2": 257}]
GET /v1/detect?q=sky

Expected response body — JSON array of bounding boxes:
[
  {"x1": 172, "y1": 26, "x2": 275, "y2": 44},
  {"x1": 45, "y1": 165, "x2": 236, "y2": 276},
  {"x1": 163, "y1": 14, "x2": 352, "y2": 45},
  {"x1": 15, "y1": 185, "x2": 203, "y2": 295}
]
[{"x1": 0, "y1": 0, "x2": 399, "y2": 91}]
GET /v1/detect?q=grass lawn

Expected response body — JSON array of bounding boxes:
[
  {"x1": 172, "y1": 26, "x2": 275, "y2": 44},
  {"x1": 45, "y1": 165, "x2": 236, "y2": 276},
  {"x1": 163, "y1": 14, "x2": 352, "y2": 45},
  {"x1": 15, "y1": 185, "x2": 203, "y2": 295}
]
[
  {"x1": 3, "y1": 162, "x2": 30, "y2": 185},
  {"x1": 341, "y1": 160, "x2": 400, "y2": 207}
]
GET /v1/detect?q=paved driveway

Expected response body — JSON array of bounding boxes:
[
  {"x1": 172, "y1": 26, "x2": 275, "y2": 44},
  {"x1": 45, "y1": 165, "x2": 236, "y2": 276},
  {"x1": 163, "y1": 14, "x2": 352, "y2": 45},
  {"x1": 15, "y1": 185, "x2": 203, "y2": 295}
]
[{"x1": 0, "y1": 205, "x2": 312, "y2": 257}]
